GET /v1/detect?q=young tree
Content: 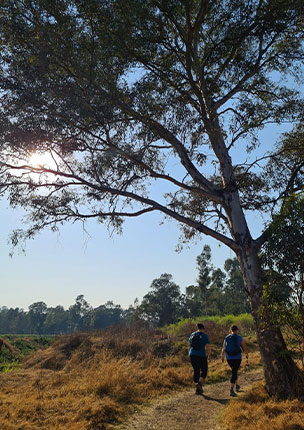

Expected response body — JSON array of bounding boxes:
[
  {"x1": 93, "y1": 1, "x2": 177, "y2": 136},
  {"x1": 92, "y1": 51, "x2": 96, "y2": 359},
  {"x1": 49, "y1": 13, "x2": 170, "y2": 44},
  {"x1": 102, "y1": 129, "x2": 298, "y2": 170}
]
[
  {"x1": 1, "y1": 0, "x2": 304, "y2": 397},
  {"x1": 68, "y1": 295, "x2": 92, "y2": 332},
  {"x1": 208, "y1": 267, "x2": 226, "y2": 315},
  {"x1": 223, "y1": 258, "x2": 250, "y2": 315},
  {"x1": 196, "y1": 245, "x2": 212, "y2": 315}
]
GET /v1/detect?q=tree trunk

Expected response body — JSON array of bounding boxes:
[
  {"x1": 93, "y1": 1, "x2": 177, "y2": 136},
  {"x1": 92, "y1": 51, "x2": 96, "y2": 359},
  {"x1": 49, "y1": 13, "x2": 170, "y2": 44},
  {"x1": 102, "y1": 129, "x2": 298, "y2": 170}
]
[
  {"x1": 238, "y1": 245, "x2": 302, "y2": 399},
  {"x1": 206, "y1": 118, "x2": 302, "y2": 399}
]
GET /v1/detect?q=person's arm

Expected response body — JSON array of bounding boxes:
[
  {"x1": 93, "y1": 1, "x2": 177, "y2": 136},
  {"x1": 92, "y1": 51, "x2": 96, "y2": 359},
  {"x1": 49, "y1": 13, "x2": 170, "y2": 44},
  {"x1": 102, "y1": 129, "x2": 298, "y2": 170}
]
[
  {"x1": 206, "y1": 343, "x2": 211, "y2": 360},
  {"x1": 241, "y1": 340, "x2": 249, "y2": 358},
  {"x1": 221, "y1": 339, "x2": 226, "y2": 362}
]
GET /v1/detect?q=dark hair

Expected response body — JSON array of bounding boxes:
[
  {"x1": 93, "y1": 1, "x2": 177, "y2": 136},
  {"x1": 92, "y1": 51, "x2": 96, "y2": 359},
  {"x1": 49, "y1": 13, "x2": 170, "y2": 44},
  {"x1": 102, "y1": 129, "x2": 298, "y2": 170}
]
[
  {"x1": 197, "y1": 323, "x2": 205, "y2": 330},
  {"x1": 231, "y1": 325, "x2": 238, "y2": 332}
]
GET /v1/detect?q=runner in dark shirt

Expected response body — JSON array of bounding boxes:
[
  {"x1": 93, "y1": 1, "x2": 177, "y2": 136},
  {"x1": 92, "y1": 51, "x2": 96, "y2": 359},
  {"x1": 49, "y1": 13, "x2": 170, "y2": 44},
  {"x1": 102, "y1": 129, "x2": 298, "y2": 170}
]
[{"x1": 189, "y1": 323, "x2": 211, "y2": 394}]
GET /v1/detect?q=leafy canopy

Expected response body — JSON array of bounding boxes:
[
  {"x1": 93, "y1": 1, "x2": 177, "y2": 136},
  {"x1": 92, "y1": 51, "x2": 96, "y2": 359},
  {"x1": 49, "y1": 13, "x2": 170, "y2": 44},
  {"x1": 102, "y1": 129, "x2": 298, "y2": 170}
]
[{"x1": 0, "y1": 0, "x2": 304, "y2": 250}]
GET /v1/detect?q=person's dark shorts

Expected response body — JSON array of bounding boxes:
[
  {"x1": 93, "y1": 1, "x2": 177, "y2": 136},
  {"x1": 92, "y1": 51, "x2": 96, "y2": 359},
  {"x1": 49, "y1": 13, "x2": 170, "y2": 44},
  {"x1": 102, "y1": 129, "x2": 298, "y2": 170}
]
[{"x1": 190, "y1": 355, "x2": 208, "y2": 383}]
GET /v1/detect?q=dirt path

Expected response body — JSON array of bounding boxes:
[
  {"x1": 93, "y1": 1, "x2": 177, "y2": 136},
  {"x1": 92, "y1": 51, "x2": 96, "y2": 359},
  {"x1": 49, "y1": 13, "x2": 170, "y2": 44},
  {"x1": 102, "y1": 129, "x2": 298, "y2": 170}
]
[{"x1": 116, "y1": 369, "x2": 263, "y2": 430}]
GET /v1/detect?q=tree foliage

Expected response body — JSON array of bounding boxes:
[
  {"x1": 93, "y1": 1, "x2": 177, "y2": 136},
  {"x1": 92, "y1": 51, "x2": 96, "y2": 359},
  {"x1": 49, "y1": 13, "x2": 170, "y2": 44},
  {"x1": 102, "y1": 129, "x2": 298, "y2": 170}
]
[
  {"x1": 0, "y1": 0, "x2": 303, "y2": 249},
  {"x1": 260, "y1": 195, "x2": 304, "y2": 366},
  {"x1": 138, "y1": 273, "x2": 184, "y2": 326},
  {"x1": 262, "y1": 196, "x2": 304, "y2": 280},
  {"x1": 183, "y1": 247, "x2": 250, "y2": 318}
]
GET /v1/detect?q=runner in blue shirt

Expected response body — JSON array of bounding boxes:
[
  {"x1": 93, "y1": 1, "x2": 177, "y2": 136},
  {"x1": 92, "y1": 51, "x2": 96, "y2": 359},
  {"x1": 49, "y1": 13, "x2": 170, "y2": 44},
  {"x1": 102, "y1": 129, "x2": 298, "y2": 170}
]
[
  {"x1": 221, "y1": 325, "x2": 249, "y2": 396},
  {"x1": 188, "y1": 323, "x2": 211, "y2": 394}
]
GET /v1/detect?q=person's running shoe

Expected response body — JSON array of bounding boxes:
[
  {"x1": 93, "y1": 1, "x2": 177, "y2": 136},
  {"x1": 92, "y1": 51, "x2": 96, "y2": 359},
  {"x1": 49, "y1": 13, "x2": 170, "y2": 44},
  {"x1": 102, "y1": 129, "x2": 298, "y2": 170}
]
[
  {"x1": 230, "y1": 388, "x2": 237, "y2": 397},
  {"x1": 236, "y1": 384, "x2": 241, "y2": 392},
  {"x1": 195, "y1": 382, "x2": 203, "y2": 395}
]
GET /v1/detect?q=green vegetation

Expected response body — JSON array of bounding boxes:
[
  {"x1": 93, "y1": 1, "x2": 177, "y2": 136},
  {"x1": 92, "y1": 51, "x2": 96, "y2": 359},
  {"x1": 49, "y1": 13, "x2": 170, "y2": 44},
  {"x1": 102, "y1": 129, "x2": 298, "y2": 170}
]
[
  {"x1": 0, "y1": 335, "x2": 55, "y2": 373},
  {"x1": 166, "y1": 314, "x2": 254, "y2": 336},
  {"x1": 260, "y1": 195, "x2": 304, "y2": 368}
]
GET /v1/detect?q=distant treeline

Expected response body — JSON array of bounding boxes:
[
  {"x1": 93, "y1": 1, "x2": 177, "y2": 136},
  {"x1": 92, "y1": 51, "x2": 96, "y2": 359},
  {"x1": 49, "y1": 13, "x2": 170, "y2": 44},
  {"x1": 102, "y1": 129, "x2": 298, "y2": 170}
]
[{"x1": 0, "y1": 247, "x2": 250, "y2": 334}]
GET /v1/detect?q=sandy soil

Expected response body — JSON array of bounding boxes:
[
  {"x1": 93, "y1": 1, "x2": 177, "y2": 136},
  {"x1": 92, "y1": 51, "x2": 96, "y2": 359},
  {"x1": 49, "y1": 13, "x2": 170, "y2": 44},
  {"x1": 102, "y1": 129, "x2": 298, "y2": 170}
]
[{"x1": 116, "y1": 369, "x2": 263, "y2": 430}]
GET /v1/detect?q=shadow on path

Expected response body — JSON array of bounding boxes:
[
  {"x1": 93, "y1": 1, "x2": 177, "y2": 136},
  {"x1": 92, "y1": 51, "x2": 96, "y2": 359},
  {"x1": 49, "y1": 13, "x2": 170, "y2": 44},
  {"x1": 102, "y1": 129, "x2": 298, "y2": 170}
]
[{"x1": 202, "y1": 394, "x2": 229, "y2": 405}]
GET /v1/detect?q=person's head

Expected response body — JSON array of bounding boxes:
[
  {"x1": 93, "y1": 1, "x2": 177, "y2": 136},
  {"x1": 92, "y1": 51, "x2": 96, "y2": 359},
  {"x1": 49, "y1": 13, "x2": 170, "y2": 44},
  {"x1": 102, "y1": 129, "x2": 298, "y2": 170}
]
[
  {"x1": 197, "y1": 323, "x2": 205, "y2": 331},
  {"x1": 231, "y1": 325, "x2": 239, "y2": 334}
]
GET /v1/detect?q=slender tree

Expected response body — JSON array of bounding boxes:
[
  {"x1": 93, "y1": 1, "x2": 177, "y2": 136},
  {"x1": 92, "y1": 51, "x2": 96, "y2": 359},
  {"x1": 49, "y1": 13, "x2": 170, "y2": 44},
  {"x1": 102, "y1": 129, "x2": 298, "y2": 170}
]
[
  {"x1": 1, "y1": 0, "x2": 304, "y2": 397},
  {"x1": 224, "y1": 258, "x2": 250, "y2": 314},
  {"x1": 196, "y1": 245, "x2": 212, "y2": 315},
  {"x1": 68, "y1": 294, "x2": 92, "y2": 332}
]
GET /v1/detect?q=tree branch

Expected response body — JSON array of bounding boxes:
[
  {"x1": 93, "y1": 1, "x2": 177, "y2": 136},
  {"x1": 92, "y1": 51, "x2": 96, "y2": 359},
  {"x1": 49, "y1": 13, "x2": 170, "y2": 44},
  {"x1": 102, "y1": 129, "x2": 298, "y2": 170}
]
[
  {"x1": 213, "y1": 34, "x2": 279, "y2": 111},
  {"x1": 1, "y1": 161, "x2": 238, "y2": 251}
]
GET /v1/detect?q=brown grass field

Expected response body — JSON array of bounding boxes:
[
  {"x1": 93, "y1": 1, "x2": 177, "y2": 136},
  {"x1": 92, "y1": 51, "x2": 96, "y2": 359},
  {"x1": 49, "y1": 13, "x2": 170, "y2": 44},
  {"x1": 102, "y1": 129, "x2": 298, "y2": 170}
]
[
  {"x1": 3, "y1": 318, "x2": 303, "y2": 430},
  {"x1": 222, "y1": 381, "x2": 304, "y2": 430},
  {"x1": 0, "y1": 321, "x2": 262, "y2": 430}
]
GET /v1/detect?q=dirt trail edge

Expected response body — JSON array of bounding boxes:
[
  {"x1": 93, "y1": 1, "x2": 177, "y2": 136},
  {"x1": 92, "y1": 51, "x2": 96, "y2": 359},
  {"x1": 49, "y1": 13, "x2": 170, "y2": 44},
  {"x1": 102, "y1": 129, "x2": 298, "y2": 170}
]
[{"x1": 116, "y1": 369, "x2": 263, "y2": 430}]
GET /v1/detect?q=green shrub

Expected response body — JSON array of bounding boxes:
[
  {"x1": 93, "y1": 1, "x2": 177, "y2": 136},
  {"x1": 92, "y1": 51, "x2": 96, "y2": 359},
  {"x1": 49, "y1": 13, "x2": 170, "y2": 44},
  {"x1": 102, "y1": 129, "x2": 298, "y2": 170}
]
[{"x1": 165, "y1": 313, "x2": 254, "y2": 340}]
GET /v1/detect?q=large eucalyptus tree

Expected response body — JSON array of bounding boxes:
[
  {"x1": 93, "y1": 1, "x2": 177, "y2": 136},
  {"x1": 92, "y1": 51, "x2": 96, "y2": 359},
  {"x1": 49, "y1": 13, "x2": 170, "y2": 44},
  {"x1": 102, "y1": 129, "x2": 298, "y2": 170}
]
[{"x1": 1, "y1": 0, "x2": 304, "y2": 398}]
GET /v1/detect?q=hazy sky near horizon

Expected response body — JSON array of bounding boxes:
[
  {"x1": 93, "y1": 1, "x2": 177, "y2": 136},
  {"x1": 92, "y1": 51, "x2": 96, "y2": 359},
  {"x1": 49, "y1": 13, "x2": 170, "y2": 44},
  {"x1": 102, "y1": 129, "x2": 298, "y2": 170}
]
[
  {"x1": 0, "y1": 122, "x2": 286, "y2": 311},
  {"x1": 0, "y1": 199, "x2": 236, "y2": 310}
]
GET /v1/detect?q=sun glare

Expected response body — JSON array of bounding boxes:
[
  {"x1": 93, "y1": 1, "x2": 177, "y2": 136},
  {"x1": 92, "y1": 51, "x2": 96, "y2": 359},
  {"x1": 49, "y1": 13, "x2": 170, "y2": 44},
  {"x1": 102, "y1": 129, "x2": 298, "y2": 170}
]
[{"x1": 28, "y1": 152, "x2": 55, "y2": 169}]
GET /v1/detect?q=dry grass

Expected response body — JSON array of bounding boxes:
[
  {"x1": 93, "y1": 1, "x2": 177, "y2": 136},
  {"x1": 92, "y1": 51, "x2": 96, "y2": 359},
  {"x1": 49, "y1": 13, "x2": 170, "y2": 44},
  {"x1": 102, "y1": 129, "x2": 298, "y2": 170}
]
[
  {"x1": 0, "y1": 325, "x2": 262, "y2": 430},
  {"x1": 0, "y1": 328, "x2": 190, "y2": 429},
  {"x1": 222, "y1": 381, "x2": 304, "y2": 430}
]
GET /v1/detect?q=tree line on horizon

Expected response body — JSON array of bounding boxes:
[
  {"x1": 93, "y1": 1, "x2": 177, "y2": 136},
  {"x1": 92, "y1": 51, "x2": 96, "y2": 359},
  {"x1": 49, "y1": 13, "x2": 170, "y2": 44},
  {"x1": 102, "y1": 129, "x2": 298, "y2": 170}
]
[{"x1": 0, "y1": 246, "x2": 249, "y2": 334}]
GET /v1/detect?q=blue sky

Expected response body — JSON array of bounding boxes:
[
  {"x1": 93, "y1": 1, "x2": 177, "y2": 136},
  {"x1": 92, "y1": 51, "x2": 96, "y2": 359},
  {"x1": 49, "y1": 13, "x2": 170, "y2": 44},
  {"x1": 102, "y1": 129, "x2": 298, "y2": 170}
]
[{"x1": 0, "y1": 199, "x2": 235, "y2": 310}]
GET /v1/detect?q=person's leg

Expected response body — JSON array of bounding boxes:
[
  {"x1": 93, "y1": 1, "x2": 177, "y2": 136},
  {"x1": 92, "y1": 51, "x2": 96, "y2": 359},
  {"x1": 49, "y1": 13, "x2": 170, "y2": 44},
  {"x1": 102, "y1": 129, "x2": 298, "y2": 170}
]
[
  {"x1": 190, "y1": 355, "x2": 203, "y2": 394},
  {"x1": 232, "y1": 359, "x2": 241, "y2": 389},
  {"x1": 190, "y1": 355, "x2": 201, "y2": 382},
  {"x1": 227, "y1": 359, "x2": 239, "y2": 396},
  {"x1": 234, "y1": 358, "x2": 243, "y2": 391},
  {"x1": 199, "y1": 357, "x2": 208, "y2": 388},
  {"x1": 236, "y1": 382, "x2": 240, "y2": 392}
]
